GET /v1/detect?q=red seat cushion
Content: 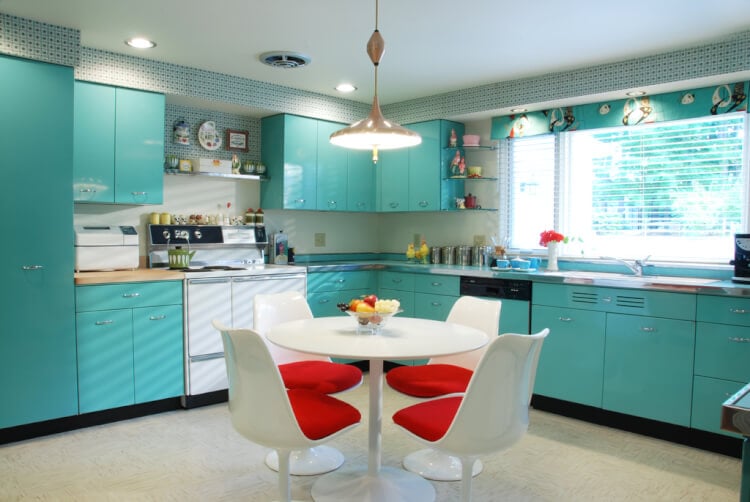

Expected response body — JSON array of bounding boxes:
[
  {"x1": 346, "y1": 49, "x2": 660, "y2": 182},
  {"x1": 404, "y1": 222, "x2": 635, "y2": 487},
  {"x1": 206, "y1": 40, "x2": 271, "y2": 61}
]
[
  {"x1": 279, "y1": 361, "x2": 362, "y2": 394},
  {"x1": 392, "y1": 396, "x2": 462, "y2": 442},
  {"x1": 386, "y1": 364, "x2": 473, "y2": 397},
  {"x1": 288, "y1": 388, "x2": 361, "y2": 440}
]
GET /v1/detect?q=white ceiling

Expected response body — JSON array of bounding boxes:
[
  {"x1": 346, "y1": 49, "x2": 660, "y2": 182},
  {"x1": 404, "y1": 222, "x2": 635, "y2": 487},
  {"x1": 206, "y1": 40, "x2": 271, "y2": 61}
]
[{"x1": 4, "y1": 0, "x2": 750, "y2": 113}]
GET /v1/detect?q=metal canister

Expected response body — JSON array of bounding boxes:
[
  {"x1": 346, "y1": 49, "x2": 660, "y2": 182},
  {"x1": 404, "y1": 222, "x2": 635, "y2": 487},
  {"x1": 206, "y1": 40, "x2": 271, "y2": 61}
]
[
  {"x1": 471, "y1": 246, "x2": 484, "y2": 266},
  {"x1": 457, "y1": 245, "x2": 472, "y2": 266},
  {"x1": 430, "y1": 246, "x2": 442, "y2": 264},
  {"x1": 441, "y1": 246, "x2": 455, "y2": 265}
]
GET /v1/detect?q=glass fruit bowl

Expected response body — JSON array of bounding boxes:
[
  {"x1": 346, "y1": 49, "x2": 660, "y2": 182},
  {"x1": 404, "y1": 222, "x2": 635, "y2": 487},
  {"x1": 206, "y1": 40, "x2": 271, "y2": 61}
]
[{"x1": 345, "y1": 309, "x2": 402, "y2": 334}]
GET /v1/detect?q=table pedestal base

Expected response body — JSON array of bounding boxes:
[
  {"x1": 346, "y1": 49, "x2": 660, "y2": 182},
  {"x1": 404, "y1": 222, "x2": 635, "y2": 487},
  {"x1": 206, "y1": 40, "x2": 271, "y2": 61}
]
[{"x1": 311, "y1": 466, "x2": 435, "y2": 501}]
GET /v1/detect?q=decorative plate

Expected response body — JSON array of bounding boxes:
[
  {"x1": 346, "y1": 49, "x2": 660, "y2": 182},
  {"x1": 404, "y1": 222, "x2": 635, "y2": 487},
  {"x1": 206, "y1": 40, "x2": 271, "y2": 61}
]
[{"x1": 198, "y1": 121, "x2": 222, "y2": 151}]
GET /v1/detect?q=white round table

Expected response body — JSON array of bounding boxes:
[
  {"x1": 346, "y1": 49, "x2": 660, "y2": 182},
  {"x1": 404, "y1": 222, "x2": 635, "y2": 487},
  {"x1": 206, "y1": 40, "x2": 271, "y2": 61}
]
[{"x1": 268, "y1": 316, "x2": 488, "y2": 502}]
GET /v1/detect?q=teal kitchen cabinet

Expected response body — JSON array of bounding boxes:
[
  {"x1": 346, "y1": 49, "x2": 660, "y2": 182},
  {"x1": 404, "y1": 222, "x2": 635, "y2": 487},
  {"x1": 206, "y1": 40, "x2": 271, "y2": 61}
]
[
  {"x1": 532, "y1": 303, "x2": 606, "y2": 407},
  {"x1": 378, "y1": 147, "x2": 410, "y2": 211},
  {"x1": 378, "y1": 270, "x2": 416, "y2": 317},
  {"x1": 499, "y1": 299, "x2": 531, "y2": 335},
  {"x1": 347, "y1": 150, "x2": 376, "y2": 212},
  {"x1": 73, "y1": 82, "x2": 165, "y2": 204},
  {"x1": 413, "y1": 274, "x2": 459, "y2": 320},
  {"x1": 307, "y1": 270, "x2": 378, "y2": 317},
  {"x1": 75, "y1": 282, "x2": 184, "y2": 413},
  {"x1": 316, "y1": 120, "x2": 349, "y2": 211},
  {"x1": 692, "y1": 295, "x2": 750, "y2": 436},
  {"x1": 261, "y1": 114, "x2": 319, "y2": 210},
  {"x1": 0, "y1": 55, "x2": 78, "y2": 429},
  {"x1": 603, "y1": 313, "x2": 695, "y2": 426},
  {"x1": 378, "y1": 119, "x2": 463, "y2": 212}
]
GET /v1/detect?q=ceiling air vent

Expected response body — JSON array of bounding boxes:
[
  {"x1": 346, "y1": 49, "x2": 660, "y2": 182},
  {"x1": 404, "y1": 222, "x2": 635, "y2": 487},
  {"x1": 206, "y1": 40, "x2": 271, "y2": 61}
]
[{"x1": 260, "y1": 51, "x2": 311, "y2": 69}]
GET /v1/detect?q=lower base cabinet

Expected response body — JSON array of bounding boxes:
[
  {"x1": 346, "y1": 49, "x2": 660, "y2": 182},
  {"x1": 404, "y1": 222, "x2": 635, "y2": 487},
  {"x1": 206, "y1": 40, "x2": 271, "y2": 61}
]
[
  {"x1": 75, "y1": 282, "x2": 184, "y2": 414},
  {"x1": 532, "y1": 305, "x2": 606, "y2": 407}
]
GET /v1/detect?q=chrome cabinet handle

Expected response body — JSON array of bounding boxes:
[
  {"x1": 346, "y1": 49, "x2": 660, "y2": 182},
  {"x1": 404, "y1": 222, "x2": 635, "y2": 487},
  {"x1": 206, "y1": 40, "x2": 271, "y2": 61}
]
[
  {"x1": 318, "y1": 298, "x2": 330, "y2": 304},
  {"x1": 149, "y1": 315, "x2": 167, "y2": 321},
  {"x1": 294, "y1": 198, "x2": 306, "y2": 204},
  {"x1": 131, "y1": 191, "x2": 147, "y2": 195},
  {"x1": 418, "y1": 200, "x2": 429, "y2": 207},
  {"x1": 95, "y1": 320, "x2": 114, "y2": 325},
  {"x1": 601, "y1": 296, "x2": 612, "y2": 303},
  {"x1": 430, "y1": 301, "x2": 442, "y2": 307},
  {"x1": 558, "y1": 317, "x2": 573, "y2": 322},
  {"x1": 392, "y1": 278, "x2": 402, "y2": 284},
  {"x1": 78, "y1": 188, "x2": 95, "y2": 193},
  {"x1": 327, "y1": 200, "x2": 337, "y2": 208},
  {"x1": 729, "y1": 308, "x2": 749, "y2": 314},
  {"x1": 122, "y1": 293, "x2": 141, "y2": 298},
  {"x1": 389, "y1": 202, "x2": 399, "y2": 208},
  {"x1": 22, "y1": 265, "x2": 44, "y2": 270},
  {"x1": 728, "y1": 336, "x2": 750, "y2": 343},
  {"x1": 356, "y1": 202, "x2": 366, "y2": 209},
  {"x1": 431, "y1": 282, "x2": 442, "y2": 287},
  {"x1": 640, "y1": 327, "x2": 656, "y2": 332}
]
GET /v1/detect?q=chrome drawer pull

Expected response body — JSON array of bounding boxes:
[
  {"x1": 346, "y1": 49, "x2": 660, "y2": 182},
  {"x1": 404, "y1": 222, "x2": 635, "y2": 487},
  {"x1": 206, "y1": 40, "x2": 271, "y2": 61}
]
[
  {"x1": 336, "y1": 279, "x2": 346, "y2": 283},
  {"x1": 728, "y1": 336, "x2": 750, "y2": 343},
  {"x1": 431, "y1": 282, "x2": 442, "y2": 287},
  {"x1": 95, "y1": 320, "x2": 114, "y2": 325},
  {"x1": 122, "y1": 293, "x2": 141, "y2": 298},
  {"x1": 392, "y1": 278, "x2": 402, "y2": 283},
  {"x1": 729, "y1": 308, "x2": 749, "y2": 314},
  {"x1": 149, "y1": 315, "x2": 167, "y2": 321},
  {"x1": 389, "y1": 202, "x2": 399, "y2": 208},
  {"x1": 327, "y1": 200, "x2": 337, "y2": 208},
  {"x1": 21, "y1": 265, "x2": 44, "y2": 270},
  {"x1": 431, "y1": 301, "x2": 442, "y2": 307},
  {"x1": 558, "y1": 317, "x2": 573, "y2": 322},
  {"x1": 131, "y1": 191, "x2": 147, "y2": 195},
  {"x1": 601, "y1": 296, "x2": 612, "y2": 303},
  {"x1": 318, "y1": 298, "x2": 330, "y2": 304},
  {"x1": 640, "y1": 327, "x2": 656, "y2": 332},
  {"x1": 418, "y1": 200, "x2": 429, "y2": 207},
  {"x1": 79, "y1": 188, "x2": 95, "y2": 193},
  {"x1": 294, "y1": 198, "x2": 306, "y2": 204}
]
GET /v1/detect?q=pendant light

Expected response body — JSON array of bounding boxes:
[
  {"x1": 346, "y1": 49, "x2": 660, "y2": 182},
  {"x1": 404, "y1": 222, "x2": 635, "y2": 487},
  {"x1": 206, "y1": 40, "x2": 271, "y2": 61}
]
[{"x1": 329, "y1": 0, "x2": 421, "y2": 163}]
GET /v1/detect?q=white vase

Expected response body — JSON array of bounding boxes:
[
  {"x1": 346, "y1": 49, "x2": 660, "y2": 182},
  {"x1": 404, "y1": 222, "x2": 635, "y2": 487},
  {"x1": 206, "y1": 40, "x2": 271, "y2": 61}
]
[{"x1": 547, "y1": 241, "x2": 559, "y2": 271}]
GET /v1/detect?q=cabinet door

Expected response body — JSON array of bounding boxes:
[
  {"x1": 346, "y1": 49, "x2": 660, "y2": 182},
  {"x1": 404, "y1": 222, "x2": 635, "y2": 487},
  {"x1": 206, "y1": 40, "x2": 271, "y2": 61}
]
[
  {"x1": 378, "y1": 148, "x2": 409, "y2": 212},
  {"x1": 532, "y1": 305, "x2": 606, "y2": 407},
  {"x1": 76, "y1": 309, "x2": 135, "y2": 413},
  {"x1": 603, "y1": 313, "x2": 694, "y2": 426},
  {"x1": 499, "y1": 298, "x2": 530, "y2": 335},
  {"x1": 414, "y1": 293, "x2": 457, "y2": 321},
  {"x1": 316, "y1": 120, "x2": 349, "y2": 211},
  {"x1": 133, "y1": 305, "x2": 184, "y2": 403},
  {"x1": 691, "y1": 376, "x2": 744, "y2": 437},
  {"x1": 348, "y1": 150, "x2": 376, "y2": 211},
  {"x1": 114, "y1": 87, "x2": 165, "y2": 204},
  {"x1": 73, "y1": 81, "x2": 115, "y2": 202},
  {"x1": 0, "y1": 56, "x2": 78, "y2": 428},
  {"x1": 282, "y1": 115, "x2": 317, "y2": 209},
  {"x1": 408, "y1": 121, "x2": 440, "y2": 211}
]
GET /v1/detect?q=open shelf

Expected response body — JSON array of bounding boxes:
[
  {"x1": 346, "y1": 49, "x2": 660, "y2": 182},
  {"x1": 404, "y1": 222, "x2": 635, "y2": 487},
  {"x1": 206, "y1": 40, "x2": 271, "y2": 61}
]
[{"x1": 165, "y1": 171, "x2": 268, "y2": 181}]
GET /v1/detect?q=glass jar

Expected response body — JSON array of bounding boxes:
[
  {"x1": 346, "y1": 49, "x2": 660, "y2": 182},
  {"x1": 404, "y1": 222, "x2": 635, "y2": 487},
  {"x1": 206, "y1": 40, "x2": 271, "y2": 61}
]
[
  {"x1": 245, "y1": 208, "x2": 256, "y2": 224},
  {"x1": 255, "y1": 208, "x2": 264, "y2": 225}
]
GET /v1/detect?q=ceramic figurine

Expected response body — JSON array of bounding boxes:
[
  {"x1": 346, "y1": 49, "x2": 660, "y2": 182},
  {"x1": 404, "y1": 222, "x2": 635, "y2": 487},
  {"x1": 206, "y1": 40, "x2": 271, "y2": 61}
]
[
  {"x1": 450, "y1": 150, "x2": 461, "y2": 176},
  {"x1": 458, "y1": 156, "x2": 466, "y2": 176},
  {"x1": 173, "y1": 119, "x2": 190, "y2": 145},
  {"x1": 449, "y1": 128, "x2": 457, "y2": 148}
]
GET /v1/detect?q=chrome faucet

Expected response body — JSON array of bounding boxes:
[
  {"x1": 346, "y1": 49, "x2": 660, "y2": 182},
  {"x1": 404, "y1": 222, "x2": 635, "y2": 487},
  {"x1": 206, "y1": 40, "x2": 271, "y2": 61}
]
[{"x1": 603, "y1": 255, "x2": 651, "y2": 276}]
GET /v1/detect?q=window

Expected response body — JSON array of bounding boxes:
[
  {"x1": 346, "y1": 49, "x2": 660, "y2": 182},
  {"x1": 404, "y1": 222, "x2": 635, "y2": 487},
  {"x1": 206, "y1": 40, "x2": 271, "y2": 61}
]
[{"x1": 503, "y1": 113, "x2": 747, "y2": 262}]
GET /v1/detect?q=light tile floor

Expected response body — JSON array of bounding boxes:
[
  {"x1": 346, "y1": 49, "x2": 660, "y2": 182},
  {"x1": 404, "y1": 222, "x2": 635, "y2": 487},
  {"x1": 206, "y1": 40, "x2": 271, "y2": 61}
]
[{"x1": 0, "y1": 374, "x2": 742, "y2": 501}]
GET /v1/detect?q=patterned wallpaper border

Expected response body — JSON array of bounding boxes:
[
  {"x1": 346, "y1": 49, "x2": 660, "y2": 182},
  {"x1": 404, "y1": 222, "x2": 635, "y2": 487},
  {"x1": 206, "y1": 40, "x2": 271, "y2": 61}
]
[{"x1": 3, "y1": 11, "x2": 750, "y2": 127}]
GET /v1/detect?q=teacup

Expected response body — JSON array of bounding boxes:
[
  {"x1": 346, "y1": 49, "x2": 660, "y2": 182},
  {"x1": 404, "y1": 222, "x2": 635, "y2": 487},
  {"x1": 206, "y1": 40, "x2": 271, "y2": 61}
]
[
  {"x1": 511, "y1": 258, "x2": 530, "y2": 269},
  {"x1": 528, "y1": 257, "x2": 540, "y2": 269},
  {"x1": 495, "y1": 259, "x2": 510, "y2": 269}
]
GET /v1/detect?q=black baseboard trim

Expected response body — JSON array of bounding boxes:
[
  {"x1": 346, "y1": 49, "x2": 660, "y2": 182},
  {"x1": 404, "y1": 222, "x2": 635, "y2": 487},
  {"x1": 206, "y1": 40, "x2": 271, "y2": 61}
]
[
  {"x1": 531, "y1": 395, "x2": 743, "y2": 459},
  {"x1": 180, "y1": 390, "x2": 228, "y2": 409},
  {"x1": 0, "y1": 397, "x2": 182, "y2": 445}
]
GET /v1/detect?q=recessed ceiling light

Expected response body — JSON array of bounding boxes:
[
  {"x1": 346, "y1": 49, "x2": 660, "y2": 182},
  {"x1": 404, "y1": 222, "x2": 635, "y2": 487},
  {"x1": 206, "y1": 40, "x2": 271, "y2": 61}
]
[
  {"x1": 125, "y1": 37, "x2": 156, "y2": 49},
  {"x1": 626, "y1": 90, "x2": 646, "y2": 97},
  {"x1": 510, "y1": 107, "x2": 527, "y2": 113},
  {"x1": 335, "y1": 83, "x2": 357, "y2": 93}
]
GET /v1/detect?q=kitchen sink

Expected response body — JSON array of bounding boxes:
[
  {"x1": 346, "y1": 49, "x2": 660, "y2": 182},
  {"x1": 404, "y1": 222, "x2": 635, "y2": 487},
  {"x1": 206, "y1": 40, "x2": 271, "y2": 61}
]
[{"x1": 547, "y1": 270, "x2": 720, "y2": 288}]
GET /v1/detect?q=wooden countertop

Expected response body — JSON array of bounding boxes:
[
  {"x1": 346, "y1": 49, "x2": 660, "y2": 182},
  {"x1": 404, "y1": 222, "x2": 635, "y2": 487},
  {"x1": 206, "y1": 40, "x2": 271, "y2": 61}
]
[{"x1": 74, "y1": 268, "x2": 184, "y2": 285}]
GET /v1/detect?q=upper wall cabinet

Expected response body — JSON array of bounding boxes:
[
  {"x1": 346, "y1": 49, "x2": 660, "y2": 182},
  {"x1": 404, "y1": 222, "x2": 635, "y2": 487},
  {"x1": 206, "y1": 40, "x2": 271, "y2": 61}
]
[
  {"x1": 74, "y1": 82, "x2": 165, "y2": 204},
  {"x1": 378, "y1": 119, "x2": 464, "y2": 212},
  {"x1": 261, "y1": 114, "x2": 376, "y2": 212}
]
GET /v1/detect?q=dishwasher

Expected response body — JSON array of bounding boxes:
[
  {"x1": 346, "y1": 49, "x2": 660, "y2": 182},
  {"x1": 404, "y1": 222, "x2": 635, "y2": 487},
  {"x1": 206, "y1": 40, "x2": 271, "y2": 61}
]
[{"x1": 459, "y1": 276, "x2": 532, "y2": 334}]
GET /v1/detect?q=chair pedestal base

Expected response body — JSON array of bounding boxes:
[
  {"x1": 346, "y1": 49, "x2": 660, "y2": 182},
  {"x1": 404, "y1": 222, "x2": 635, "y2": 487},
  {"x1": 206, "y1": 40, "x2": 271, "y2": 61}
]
[
  {"x1": 403, "y1": 448, "x2": 483, "y2": 481},
  {"x1": 265, "y1": 446, "x2": 344, "y2": 476}
]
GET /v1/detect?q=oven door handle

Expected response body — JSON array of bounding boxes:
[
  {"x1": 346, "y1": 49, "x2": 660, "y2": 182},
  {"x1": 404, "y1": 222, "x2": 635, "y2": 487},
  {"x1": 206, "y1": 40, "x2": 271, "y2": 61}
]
[
  {"x1": 187, "y1": 278, "x2": 231, "y2": 284},
  {"x1": 232, "y1": 273, "x2": 306, "y2": 283},
  {"x1": 189, "y1": 352, "x2": 224, "y2": 362}
]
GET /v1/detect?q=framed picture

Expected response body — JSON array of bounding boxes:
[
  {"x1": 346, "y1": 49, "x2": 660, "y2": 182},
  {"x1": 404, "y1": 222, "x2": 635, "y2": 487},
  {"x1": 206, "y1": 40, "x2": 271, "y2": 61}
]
[{"x1": 225, "y1": 129, "x2": 249, "y2": 152}]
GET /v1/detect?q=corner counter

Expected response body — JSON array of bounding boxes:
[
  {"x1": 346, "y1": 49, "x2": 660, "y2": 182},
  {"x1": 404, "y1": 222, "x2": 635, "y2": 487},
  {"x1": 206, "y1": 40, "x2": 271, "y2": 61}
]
[{"x1": 74, "y1": 268, "x2": 185, "y2": 285}]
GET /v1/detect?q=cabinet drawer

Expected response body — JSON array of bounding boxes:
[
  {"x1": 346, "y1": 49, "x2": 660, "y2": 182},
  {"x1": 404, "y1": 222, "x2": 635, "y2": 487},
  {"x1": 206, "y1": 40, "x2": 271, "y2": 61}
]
[
  {"x1": 697, "y1": 295, "x2": 750, "y2": 326},
  {"x1": 533, "y1": 282, "x2": 695, "y2": 319},
  {"x1": 414, "y1": 293, "x2": 457, "y2": 321},
  {"x1": 691, "y1": 375, "x2": 744, "y2": 437},
  {"x1": 76, "y1": 281, "x2": 183, "y2": 311},
  {"x1": 695, "y1": 322, "x2": 750, "y2": 382},
  {"x1": 307, "y1": 271, "x2": 376, "y2": 293},
  {"x1": 379, "y1": 271, "x2": 415, "y2": 292},
  {"x1": 414, "y1": 274, "x2": 459, "y2": 296},
  {"x1": 378, "y1": 288, "x2": 415, "y2": 317}
]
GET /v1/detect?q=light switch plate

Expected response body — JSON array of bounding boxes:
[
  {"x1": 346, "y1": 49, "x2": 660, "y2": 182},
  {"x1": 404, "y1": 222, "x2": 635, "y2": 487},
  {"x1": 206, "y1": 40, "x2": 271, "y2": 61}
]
[{"x1": 314, "y1": 232, "x2": 326, "y2": 247}]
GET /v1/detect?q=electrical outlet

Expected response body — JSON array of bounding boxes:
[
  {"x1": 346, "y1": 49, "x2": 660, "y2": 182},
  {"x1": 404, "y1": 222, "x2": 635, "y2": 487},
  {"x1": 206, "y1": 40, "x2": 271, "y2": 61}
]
[
  {"x1": 314, "y1": 232, "x2": 326, "y2": 247},
  {"x1": 473, "y1": 235, "x2": 486, "y2": 246}
]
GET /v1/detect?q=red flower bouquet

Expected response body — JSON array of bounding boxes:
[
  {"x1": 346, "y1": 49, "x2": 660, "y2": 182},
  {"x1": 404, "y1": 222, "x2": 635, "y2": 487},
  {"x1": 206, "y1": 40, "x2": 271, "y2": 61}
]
[{"x1": 539, "y1": 230, "x2": 565, "y2": 247}]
